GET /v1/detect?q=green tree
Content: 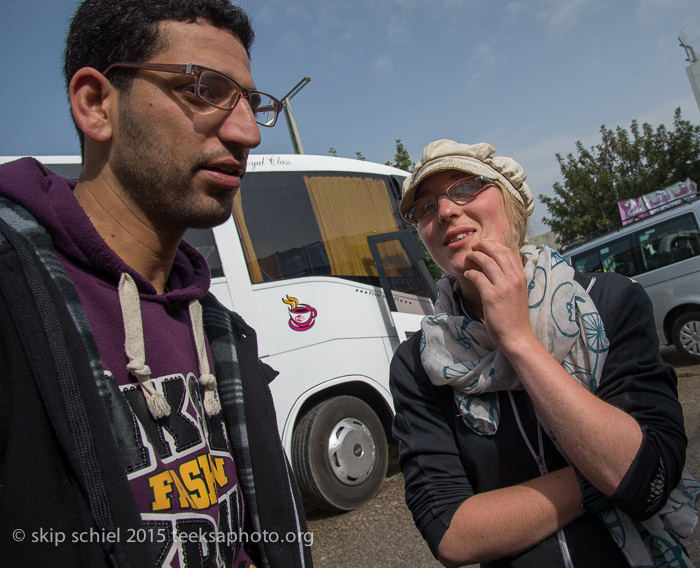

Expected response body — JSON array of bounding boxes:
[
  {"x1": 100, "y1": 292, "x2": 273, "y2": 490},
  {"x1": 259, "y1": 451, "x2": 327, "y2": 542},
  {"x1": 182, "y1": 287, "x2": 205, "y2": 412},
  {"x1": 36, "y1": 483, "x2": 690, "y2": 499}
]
[
  {"x1": 328, "y1": 146, "x2": 338, "y2": 157},
  {"x1": 355, "y1": 151, "x2": 366, "y2": 161},
  {"x1": 541, "y1": 108, "x2": 700, "y2": 247},
  {"x1": 385, "y1": 138, "x2": 414, "y2": 172}
]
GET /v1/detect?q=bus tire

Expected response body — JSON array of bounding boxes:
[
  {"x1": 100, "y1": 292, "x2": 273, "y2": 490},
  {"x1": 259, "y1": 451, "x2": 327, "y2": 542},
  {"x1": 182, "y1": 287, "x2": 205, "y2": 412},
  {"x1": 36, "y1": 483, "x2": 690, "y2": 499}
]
[
  {"x1": 292, "y1": 395, "x2": 388, "y2": 512},
  {"x1": 672, "y1": 311, "x2": 700, "y2": 362}
]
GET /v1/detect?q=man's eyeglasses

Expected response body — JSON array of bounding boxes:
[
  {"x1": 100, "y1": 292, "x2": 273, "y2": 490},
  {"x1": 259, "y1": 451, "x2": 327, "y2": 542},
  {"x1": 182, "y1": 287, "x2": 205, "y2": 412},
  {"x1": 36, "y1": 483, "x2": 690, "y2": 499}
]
[
  {"x1": 403, "y1": 176, "x2": 497, "y2": 224},
  {"x1": 102, "y1": 62, "x2": 283, "y2": 127}
]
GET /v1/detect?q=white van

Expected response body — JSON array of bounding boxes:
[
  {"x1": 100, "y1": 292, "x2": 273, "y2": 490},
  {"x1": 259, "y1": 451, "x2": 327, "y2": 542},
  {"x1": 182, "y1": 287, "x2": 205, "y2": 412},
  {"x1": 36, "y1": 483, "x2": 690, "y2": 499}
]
[
  {"x1": 562, "y1": 195, "x2": 700, "y2": 362},
  {"x1": 3, "y1": 154, "x2": 436, "y2": 512}
]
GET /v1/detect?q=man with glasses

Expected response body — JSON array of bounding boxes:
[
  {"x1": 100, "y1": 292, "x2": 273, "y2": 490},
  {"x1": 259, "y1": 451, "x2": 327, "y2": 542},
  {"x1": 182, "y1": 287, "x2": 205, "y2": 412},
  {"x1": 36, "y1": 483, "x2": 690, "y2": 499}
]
[{"x1": 0, "y1": 1, "x2": 311, "y2": 567}]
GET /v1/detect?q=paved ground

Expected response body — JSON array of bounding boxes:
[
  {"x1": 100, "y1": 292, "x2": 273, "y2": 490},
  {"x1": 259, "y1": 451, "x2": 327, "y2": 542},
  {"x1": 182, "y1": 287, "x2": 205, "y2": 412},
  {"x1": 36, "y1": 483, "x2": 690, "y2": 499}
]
[
  {"x1": 674, "y1": 350, "x2": 700, "y2": 564},
  {"x1": 306, "y1": 347, "x2": 700, "y2": 567},
  {"x1": 306, "y1": 452, "x2": 443, "y2": 567}
]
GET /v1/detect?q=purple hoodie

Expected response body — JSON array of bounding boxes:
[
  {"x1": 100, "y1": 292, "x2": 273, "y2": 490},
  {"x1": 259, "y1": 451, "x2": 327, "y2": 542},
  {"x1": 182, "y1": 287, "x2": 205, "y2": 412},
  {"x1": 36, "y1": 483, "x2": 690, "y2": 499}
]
[{"x1": 0, "y1": 158, "x2": 253, "y2": 567}]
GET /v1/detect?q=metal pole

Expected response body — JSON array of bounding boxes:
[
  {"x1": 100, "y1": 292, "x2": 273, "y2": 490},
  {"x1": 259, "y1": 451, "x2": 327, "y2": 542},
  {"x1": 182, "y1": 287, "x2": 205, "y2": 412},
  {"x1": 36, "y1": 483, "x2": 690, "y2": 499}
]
[
  {"x1": 281, "y1": 77, "x2": 311, "y2": 155},
  {"x1": 679, "y1": 18, "x2": 700, "y2": 113},
  {"x1": 283, "y1": 99, "x2": 304, "y2": 154}
]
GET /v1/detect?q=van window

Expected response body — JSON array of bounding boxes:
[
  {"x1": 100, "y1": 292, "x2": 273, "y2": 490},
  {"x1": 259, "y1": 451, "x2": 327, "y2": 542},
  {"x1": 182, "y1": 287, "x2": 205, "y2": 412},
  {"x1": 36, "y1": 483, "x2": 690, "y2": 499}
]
[
  {"x1": 233, "y1": 171, "x2": 406, "y2": 285},
  {"x1": 570, "y1": 212, "x2": 700, "y2": 276},
  {"x1": 643, "y1": 214, "x2": 700, "y2": 269}
]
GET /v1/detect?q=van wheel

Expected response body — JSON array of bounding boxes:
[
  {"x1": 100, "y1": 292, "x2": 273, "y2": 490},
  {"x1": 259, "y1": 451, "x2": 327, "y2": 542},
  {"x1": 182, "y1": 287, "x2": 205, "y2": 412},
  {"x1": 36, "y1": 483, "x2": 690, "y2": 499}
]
[
  {"x1": 292, "y1": 396, "x2": 388, "y2": 512},
  {"x1": 672, "y1": 311, "x2": 700, "y2": 362}
]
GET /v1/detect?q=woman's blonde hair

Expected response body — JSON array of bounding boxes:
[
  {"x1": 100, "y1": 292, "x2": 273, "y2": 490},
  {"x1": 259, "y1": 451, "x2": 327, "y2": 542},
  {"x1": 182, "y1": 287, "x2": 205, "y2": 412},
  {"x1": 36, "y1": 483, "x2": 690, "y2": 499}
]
[{"x1": 498, "y1": 181, "x2": 529, "y2": 249}]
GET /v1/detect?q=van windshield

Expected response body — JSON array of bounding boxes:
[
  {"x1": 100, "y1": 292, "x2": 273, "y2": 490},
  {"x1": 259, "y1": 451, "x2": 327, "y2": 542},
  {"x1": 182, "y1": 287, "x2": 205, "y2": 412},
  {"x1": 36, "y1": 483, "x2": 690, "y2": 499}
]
[{"x1": 234, "y1": 171, "x2": 407, "y2": 285}]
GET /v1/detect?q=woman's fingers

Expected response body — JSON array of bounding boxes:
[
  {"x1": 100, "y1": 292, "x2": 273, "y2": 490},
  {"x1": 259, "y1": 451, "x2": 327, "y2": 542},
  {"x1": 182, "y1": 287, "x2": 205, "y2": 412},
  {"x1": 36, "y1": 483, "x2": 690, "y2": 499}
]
[{"x1": 463, "y1": 240, "x2": 531, "y2": 347}]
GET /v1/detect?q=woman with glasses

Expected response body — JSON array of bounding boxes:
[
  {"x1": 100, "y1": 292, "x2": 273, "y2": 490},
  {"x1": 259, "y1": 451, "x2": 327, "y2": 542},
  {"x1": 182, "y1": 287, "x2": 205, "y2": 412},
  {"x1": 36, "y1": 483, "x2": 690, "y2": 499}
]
[{"x1": 390, "y1": 139, "x2": 696, "y2": 567}]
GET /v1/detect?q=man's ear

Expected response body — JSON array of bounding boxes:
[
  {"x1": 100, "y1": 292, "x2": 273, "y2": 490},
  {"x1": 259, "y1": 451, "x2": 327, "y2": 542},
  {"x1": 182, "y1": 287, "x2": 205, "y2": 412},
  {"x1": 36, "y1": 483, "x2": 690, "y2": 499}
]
[{"x1": 69, "y1": 67, "x2": 117, "y2": 144}]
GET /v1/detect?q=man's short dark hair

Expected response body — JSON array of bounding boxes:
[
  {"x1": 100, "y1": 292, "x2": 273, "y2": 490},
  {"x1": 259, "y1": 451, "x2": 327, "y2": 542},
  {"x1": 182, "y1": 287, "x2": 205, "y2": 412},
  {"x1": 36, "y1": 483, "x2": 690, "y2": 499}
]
[
  {"x1": 63, "y1": 0, "x2": 254, "y2": 92},
  {"x1": 63, "y1": 0, "x2": 254, "y2": 152}
]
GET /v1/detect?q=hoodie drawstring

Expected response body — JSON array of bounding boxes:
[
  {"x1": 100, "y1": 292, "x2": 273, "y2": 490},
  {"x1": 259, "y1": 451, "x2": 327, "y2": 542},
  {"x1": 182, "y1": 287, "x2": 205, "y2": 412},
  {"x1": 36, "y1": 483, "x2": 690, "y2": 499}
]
[
  {"x1": 188, "y1": 299, "x2": 221, "y2": 417},
  {"x1": 118, "y1": 273, "x2": 220, "y2": 420}
]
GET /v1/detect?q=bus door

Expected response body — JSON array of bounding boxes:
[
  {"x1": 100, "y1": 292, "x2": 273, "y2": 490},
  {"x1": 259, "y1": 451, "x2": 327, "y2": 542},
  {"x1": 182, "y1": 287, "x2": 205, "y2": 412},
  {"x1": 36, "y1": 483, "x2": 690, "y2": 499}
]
[{"x1": 367, "y1": 229, "x2": 437, "y2": 341}]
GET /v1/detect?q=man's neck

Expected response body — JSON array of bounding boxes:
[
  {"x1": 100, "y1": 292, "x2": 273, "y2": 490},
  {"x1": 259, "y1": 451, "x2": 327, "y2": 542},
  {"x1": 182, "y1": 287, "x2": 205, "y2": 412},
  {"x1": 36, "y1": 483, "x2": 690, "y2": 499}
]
[{"x1": 73, "y1": 178, "x2": 182, "y2": 294}]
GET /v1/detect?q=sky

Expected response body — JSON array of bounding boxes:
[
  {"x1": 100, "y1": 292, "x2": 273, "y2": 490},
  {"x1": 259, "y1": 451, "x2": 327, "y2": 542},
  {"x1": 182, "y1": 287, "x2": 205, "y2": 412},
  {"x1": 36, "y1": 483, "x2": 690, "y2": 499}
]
[{"x1": 2, "y1": 0, "x2": 700, "y2": 235}]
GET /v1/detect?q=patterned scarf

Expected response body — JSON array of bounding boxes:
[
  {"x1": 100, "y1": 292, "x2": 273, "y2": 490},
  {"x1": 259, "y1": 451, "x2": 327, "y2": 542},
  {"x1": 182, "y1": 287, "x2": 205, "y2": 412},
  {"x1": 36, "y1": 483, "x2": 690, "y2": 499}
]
[
  {"x1": 421, "y1": 245, "x2": 607, "y2": 435},
  {"x1": 420, "y1": 244, "x2": 699, "y2": 566}
]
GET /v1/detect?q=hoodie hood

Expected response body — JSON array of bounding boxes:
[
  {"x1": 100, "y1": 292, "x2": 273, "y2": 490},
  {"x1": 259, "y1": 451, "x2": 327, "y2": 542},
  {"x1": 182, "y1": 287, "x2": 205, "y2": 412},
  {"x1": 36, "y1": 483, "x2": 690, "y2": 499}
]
[
  {"x1": 0, "y1": 157, "x2": 222, "y2": 421},
  {"x1": 0, "y1": 158, "x2": 210, "y2": 305}
]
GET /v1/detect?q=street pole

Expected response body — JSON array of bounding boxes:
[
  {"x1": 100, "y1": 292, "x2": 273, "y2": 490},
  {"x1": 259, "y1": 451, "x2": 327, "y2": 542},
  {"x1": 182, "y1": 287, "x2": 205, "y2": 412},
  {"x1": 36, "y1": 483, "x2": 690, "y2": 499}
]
[
  {"x1": 281, "y1": 77, "x2": 311, "y2": 154},
  {"x1": 679, "y1": 17, "x2": 700, "y2": 114}
]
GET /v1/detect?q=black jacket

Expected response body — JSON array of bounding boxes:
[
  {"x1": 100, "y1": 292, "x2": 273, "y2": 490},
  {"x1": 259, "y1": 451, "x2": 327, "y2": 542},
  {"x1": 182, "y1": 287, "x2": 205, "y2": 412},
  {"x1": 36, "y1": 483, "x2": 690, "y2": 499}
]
[
  {"x1": 0, "y1": 199, "x2": 313, "y2": 567},
  {"x1": 390, "y1": 271, "x2": 687, "y2": 567}
]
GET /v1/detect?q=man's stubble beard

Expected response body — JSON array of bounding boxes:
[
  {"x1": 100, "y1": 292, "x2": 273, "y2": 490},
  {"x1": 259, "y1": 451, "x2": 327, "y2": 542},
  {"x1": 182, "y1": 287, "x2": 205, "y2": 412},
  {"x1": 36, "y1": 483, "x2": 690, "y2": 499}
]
[{"x1": 111, "y1": 101, "x2": 234, "y2": 231}]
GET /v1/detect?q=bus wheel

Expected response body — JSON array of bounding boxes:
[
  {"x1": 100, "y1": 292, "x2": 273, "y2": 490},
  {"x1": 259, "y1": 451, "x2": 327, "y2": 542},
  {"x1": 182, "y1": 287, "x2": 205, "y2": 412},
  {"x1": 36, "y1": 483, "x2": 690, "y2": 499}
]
[
  {"x1": 292, "y1": 395, "x2": 388, "y2": 512},
  {"x1": 672, "y1": 311, "x2": 700, "y2": 363}
]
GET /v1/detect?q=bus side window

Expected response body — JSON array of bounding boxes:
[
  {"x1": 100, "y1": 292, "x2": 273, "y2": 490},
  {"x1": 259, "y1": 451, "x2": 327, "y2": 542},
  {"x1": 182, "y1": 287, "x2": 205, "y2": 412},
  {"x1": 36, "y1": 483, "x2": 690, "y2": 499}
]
[{"x1": 184, "y1": 228, "x2": 225, "y2": 278}]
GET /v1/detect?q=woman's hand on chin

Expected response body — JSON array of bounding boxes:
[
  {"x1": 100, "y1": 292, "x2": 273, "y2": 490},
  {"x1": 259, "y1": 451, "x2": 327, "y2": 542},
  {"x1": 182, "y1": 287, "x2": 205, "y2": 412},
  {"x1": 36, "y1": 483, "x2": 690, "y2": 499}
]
[{"x1": 463, "y1": 239, "x2": 535, "y2": 351}]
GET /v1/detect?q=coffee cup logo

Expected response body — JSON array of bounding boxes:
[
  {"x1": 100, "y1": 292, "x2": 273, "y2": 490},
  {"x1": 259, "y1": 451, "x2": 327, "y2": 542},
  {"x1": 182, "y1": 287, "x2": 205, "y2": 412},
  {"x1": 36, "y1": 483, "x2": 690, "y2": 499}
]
[{"x1": 283, "y1": 295, "x2": 317, "y2": 331}]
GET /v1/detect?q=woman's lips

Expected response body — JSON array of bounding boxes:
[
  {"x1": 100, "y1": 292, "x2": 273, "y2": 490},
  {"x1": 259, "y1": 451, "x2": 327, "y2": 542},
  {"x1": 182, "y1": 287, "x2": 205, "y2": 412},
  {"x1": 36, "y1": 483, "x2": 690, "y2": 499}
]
[{"x1": 444, "y1": 228, "x2": 476, "y2": 247}]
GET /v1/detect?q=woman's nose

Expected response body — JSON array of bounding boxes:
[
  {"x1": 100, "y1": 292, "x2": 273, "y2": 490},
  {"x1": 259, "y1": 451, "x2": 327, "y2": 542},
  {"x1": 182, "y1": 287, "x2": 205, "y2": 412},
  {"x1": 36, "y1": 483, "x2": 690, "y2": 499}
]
[{"x1": 436, "y1": 193, "x2": 459, "y2": 218}]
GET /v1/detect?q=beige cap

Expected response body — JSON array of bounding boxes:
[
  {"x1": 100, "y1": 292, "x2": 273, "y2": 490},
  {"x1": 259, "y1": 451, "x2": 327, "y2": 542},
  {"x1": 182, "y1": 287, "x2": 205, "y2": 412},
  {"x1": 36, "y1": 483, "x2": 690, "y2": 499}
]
[{"x1": 400, "y1": 139, "x2": 535, "y2": 219}]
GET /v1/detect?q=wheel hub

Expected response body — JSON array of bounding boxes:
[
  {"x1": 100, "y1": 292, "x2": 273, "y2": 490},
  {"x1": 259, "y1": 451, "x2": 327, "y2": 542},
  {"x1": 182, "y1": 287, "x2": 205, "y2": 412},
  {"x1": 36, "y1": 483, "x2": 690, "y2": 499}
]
[
  {"x1": 680, "y1": 319, "x2": 700, "y2": 356},
  {"x1": 327, "y1": 418, "x2": 376, "y2": 485}
]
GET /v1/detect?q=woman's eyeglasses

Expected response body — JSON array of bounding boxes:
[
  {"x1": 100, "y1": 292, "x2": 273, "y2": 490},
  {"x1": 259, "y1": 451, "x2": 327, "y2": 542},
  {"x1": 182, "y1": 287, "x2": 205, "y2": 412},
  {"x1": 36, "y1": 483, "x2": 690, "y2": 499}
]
[{"x1": 404, "y1": 176, "x2": 497, "y2": 224}]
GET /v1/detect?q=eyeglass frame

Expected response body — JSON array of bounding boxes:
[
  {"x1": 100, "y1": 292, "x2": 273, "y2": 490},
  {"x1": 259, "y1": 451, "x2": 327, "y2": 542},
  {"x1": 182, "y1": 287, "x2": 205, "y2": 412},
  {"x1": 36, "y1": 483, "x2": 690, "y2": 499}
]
[
  {"x1": 102, "y1": 62, "x2": 283, "y2": 127},
  {"x1": 403, "y1": 175, "x2": 498, "y2": 224}
]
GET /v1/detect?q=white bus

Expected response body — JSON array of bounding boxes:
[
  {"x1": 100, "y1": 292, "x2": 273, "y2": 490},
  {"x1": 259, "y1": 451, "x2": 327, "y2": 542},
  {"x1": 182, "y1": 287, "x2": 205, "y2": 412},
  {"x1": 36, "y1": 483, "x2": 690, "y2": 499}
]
[
  {"x1": 562, "y1": 194, "x2": 700, "y2": 363},
  {"x1": 3, "y1": 154, "x2": 436, "y2": 512}
]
